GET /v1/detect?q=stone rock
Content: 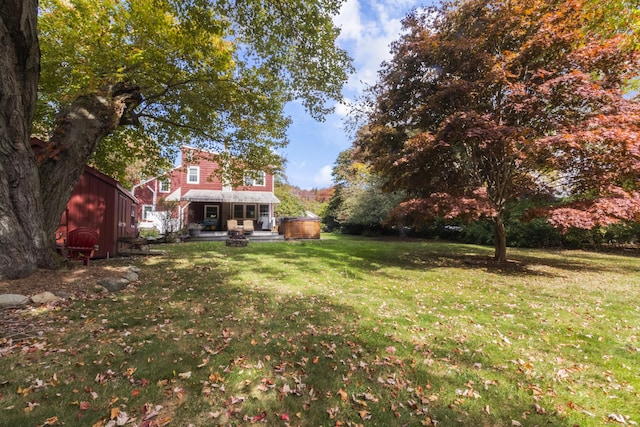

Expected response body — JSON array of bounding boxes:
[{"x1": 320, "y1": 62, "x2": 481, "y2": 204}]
[
  {"x1": 31, "y1": 291, "x2": 61, "y2": 304},
  {"x1": 54, "y1": 291, "x2": 73, "y2": 300},
  {"x1": 94, "y1": 285, "x2": 109, "y2": 293},
  {"x1": 123, "y1": 271, "x2": 139, "y2": 282},
  {"x1": 226, "y1": 238, "x2": 249, "y2": 247},
  {"x1": 0, "y1": 294, "x2": 29, "y2": 308},
  {"x1": 128, "y1": 266, "x2": 141, "y2": 274},
  {"x1": 98, "y1": 277, "x2": 130, "y2": 292}
]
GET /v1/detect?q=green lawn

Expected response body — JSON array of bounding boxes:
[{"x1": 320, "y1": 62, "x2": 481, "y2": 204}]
[{"x1": 1, "y1": 235, "x2": 639, "y2": 426}]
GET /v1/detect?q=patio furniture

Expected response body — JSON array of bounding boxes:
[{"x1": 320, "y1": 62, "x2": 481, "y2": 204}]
[
  {"x1": 64, "y1": 227, "x2": 99, "y2": 265},
  {"x1": 242, "y1": 220, "x2": 254, "y2": 235},
  {"x1": 227, "y1": 219, "x2": 239, "y2": 235}
]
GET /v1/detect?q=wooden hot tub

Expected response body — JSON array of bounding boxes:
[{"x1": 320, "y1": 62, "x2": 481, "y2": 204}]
[{"x1": 279, "y1": 217, "x2": 321, "y2": 239}]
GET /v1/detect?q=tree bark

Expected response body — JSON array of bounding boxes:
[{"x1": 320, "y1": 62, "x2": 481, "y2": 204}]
[
  {"x1": 0, "y1": 0, "x2": 50, "y2": 279},
  {"x1": 0, "y1": 1, "x2": 142, "y2": 279},
  {"x1": 39, "y1": 84, "x2": 142, "y2": 237},
  {"x1": 493, "y1": 215, "x2": 507, "y2": 263}
]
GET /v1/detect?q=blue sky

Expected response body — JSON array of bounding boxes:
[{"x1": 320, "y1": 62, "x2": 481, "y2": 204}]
[{"x1": 282, "y1": 0, "x2": 430, "y2": 190}]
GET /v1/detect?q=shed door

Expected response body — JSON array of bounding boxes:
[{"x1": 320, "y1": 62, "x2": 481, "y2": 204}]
[{"x1": 117, "y1": 194, "x2": 130, "y2": 238}]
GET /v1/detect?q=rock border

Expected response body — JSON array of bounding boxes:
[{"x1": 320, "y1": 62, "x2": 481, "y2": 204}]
[{"x1": 0, "y1": 266, "x2": 141, "y2": 308}]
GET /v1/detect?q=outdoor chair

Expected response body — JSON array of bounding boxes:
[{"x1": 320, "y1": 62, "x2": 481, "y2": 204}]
[
  {"x1": 227, "y1": 219, "x2": 239, "y2": 235},
  {"x1": 64, "y1": 227, "x2": 99, "y2": 266},
  {"x1": 242, "y1": 220, "x2": 254, "y2": 235}
]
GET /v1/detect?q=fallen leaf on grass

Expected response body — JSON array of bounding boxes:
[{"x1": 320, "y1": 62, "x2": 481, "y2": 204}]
[
  {"x1": 141, "y1": 403, "x2": 163, "y2": 421},
  {"x1": 359, "y1": 409, "x2": 372, "y2": 420},
  {"x1": 327, "y1": 406, "x2": 339, "y2": 419},
  {"x1": 608, "y1": 413, "x2": 629, "y2": 424},
  {"x1": 110, "y1": 407, "x2": 120, "y2": 420},
  {"x1": 250, "y1": 411, "x2": 267, "y2": 422},
  {"x1": 24, "y1": 401, "x2": 39, "y2": 413},
  {"x1": 107, "y1": 409, "x2": 131, "y2": 426},
  {"x1": 362, "y1": 392, "x2": 379, "y2": 402},
  {"x1": 43, "y1": 416, "x2": 59, "y2": 425}
]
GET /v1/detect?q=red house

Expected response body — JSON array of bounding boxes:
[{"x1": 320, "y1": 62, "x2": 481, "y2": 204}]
[
  {"x1": 133, "y1": 147, "x2": 280, "y2": 232},
  {"x1": 56, "y1": 166, "x2": 139, "y2": 258}
]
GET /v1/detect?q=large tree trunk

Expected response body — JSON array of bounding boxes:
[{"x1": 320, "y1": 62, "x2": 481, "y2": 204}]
[
  {"x1": 0, "y1": 1, "x2": 141, "y2": 279},
  {"x1": 39, "y1": 84, "x2": 142, "y2": 237},
  {"x1": 493, "y1": 215, "x2": 507, "y2": 263},
  {"x1": 0, "y1": 0, "x2": 50, "y2": 279}
]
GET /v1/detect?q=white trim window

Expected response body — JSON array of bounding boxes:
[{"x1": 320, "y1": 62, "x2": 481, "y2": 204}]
[
  {"x1": 142, "y1": 205, "x2": 153, "y2": 220},
  {"x1": 244, "y1": 171, "x2": 266, "y2": 187},
  {"x1": 187, "y1": 166, "x2": 200, "y2": 184},
  {"x1": 159, "y1": 179, "x2": 171, "y2": 193}
]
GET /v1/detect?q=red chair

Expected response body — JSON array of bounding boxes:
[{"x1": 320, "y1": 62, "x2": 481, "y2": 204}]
[{"x1": 65, "y1": 228, "x2": 99, "y2": 266}]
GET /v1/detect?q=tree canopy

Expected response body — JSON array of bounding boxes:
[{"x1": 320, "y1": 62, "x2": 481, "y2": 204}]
[
  {"x1": 356, "y1": 0, "x2": 640, "y2": 261},
  {"x1": 323, "y1": 148, "x2": 404, "y2": 233},
  {"x1": 0, "y1": 0, "x2": 352, "y2": 279},
  {"x1": 36, "y1": 0, "x2": 352, "y2": 185}
]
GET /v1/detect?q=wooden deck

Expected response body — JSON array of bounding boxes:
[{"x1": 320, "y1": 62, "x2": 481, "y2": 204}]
[{"x1": 186, "y1": 230, "x2": 285, "y2": 242}]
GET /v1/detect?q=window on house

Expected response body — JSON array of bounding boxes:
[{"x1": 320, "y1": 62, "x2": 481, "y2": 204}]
[
  {"x1": 159, "y1": 179, "x2": 170, "y2": 193},
  {"x1": 142, "y1": 205, "x2": 153, "y2": 220},
  {"x1": 187, "y1": 166, "x2": 200, "y2": 184},
  {"x1": 244, "y1": 171, "x2": 266, "y2": 186},
  {"x1": 233, "y1": 204, "x2": 257, "y2": 219},
  {"x1": 233, "y1": 204, "x2": 244, "y2": 218}
]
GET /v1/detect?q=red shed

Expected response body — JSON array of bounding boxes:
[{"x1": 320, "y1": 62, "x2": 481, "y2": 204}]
[{"x1": 56, "y1": 166, "x2": 138, "y2": 259}]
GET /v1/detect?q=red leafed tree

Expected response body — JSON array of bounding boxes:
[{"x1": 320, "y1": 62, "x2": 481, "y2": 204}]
[{"x1": 357, "y1": 0, "x2": 640, "y2": 262}]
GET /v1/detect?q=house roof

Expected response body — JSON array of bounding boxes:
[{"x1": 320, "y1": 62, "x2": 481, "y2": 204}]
[
  {"x1": 165, "y1": 188, "x2": 182, "y2": 201},
  {"x1": 182, "y1": 190, "x2": 280, "y2": 204}
]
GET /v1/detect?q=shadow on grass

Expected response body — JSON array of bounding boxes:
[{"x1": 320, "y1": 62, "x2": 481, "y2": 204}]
[
  {"x1": 5, "y1": 237, "x2": 635, "y2": 426},
  {"x1": 174, "y1": 236, "x2": 640, "y2": 281},
  {"x1": 128, "y1": 247, "x2": 597, "y2": 426}
]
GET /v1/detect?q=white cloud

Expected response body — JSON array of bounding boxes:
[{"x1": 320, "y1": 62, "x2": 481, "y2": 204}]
[
  {"x1": 335, "y1": 0, "x2": 418, "y2": 92},
  {"x1": 314, "y1": 165, "x2": 334, "y2": 187},
  {"x1": 334, "y1": 0, "x2": 364, "y2": 41},
  {"x1": 334, "y1": 99, "x2": 351, "y2": 117}
]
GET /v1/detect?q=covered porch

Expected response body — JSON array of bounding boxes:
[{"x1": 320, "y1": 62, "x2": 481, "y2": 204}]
[
  {"x1": 181, "y1": 189, "x2": 280, "y2": 232},
  {"x1": 183, "y1": 230, "x2": 284, "y2": 242}
]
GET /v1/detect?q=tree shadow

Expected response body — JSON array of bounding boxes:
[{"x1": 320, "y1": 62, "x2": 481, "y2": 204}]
[
  {"x1": 196, "y1": 237, "x2": 640, "y2": 281},
  {"x1": 136, "y1": 250, "x2": 588, "y2": 426}
]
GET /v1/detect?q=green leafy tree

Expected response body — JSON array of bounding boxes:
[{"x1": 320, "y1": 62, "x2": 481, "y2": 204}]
[
  {"x1": 274, "y1": 179, "x2": 307, "y2": 218},
  {"x1": 357, "y1": 0, "x2": 640, "y2": 262},
  {"x1": 324, "y1": 148, "x2": 404, "y2": 233},
  {"x1": 0, "y1": 0, "x2": 351, "y2": 279}
]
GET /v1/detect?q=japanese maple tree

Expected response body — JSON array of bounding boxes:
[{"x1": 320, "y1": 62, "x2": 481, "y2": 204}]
[{"x1": 357, "y1": 0, "x2": 640, "y2": 262}]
